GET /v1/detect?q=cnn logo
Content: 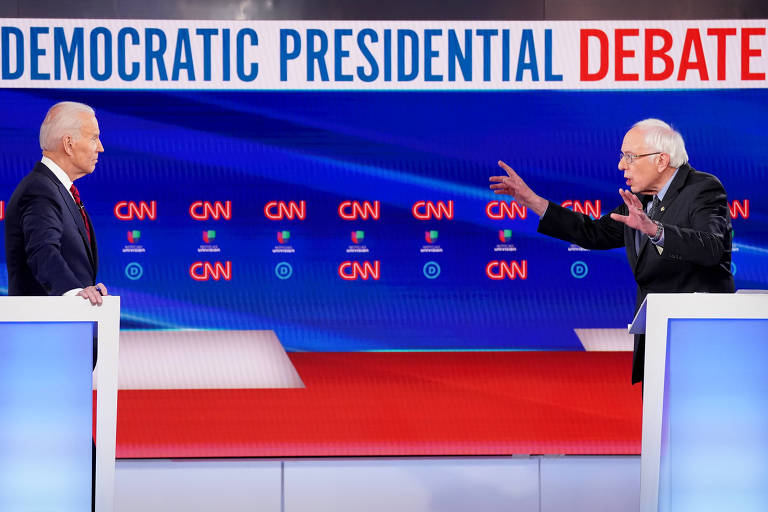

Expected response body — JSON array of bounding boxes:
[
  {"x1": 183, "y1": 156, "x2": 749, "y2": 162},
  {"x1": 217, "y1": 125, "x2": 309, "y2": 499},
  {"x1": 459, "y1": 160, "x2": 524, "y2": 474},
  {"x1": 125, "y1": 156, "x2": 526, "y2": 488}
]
[
  {"x1": 338, "y1": 201, "x2": 380, "y2": 220},
  {"x1": 412, "y1": 201, "x2": 453, "y2": 220},
  {"x1": 265, "y1": 201, "x2": 306, "y2": 220},
  {"x1": 485, "y1": 201, "x2": 527, "y2": 220},
  {"x1": 190, "y1": 201, "x2": 232, "y2": 220},
  {"x1": 190, "y1": 261, "x2": 232, "y2": 281},
  {"x1": 729, "y1": 200, "x2": 749, "y2": 219},
  {"x1": 338, "y1": 261, "x2": 380, "y2": 280},
  {"x1": 561, "y1": 200, "x2": 601, "y2": 219},
  {"x1": 114, "y1": 201, "x2": 157, "y2": 220},
  {"x1": 486, "y1": 260, "x2": 528, "y2": 280}
]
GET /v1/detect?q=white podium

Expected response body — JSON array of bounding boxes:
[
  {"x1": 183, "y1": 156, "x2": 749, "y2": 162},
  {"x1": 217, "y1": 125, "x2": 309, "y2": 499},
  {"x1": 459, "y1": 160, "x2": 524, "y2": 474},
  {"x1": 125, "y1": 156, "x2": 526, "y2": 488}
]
[
  {"x1": 631, "y1": 293, "x2": 768, "y2": 512},
  {"x1": 0, "y1": 296, "x2": 120, "y2": 512}
]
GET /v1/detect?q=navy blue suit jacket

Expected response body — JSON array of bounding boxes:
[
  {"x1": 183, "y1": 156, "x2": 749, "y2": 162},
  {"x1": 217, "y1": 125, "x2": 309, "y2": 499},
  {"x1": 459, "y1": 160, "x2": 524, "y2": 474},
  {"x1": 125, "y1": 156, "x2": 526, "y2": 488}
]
[{"x1": 5, "y1": 161, "x2": 98, "y2": 296}]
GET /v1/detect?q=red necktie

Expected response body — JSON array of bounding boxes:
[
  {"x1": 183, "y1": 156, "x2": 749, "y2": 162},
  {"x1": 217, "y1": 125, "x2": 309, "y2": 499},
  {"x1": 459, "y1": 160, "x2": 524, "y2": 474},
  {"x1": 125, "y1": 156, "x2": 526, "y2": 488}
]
[{"x1": 69, "y1": 184, "x2": 92, "y2": 246}]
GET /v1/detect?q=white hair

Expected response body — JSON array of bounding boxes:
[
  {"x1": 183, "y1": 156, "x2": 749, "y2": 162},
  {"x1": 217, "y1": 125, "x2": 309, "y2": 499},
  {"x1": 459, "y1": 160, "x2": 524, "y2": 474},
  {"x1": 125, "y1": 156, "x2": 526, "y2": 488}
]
[
  {"x1": 632, "y1": 118, "x2": 689, "y2": 168},
  {"x1": 39, "y1": 101, "x2": 95, "y2": 151}
]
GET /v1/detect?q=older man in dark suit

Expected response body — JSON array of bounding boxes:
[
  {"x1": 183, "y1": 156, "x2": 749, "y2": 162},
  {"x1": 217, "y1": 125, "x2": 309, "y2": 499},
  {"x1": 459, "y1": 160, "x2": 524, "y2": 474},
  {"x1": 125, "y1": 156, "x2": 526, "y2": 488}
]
[
  {"x1": 490, "y1": 118, "x2": 734, "y2": 384},
  {"x1": 5, "y1": 101, "x2": 108, "y2": 304},
  {"x1": 5, "y1": 101, "x2": 109, "y2": 511}
]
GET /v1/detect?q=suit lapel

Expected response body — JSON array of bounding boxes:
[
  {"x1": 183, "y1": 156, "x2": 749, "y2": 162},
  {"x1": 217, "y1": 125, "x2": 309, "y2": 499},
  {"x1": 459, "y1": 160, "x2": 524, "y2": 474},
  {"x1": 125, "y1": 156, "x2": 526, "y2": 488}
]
[
  {"x1": 630, "y1": 194, "x2": 653, "y2": 267},
  {"x1": 653, "y1": 164, "x2": 690, "y2": 223},
  {"x1": 56, "y1": 183, "x2": 96, "y2": 269},
  {"x1": 633, "y1": 166, "x2": 690, "y2": 265},
  {"x1": 626, "y1": 226, "x2": 639, "y2": 270},
  {"x1": 84, "y1": 206, "x2": 98, "y2": 274},
  {"x1": 636, "y1": 229, "x2": 651, "y2": 261},
  {"x1": 37, "y1": 163, "x2": 97, "y2": 271}
]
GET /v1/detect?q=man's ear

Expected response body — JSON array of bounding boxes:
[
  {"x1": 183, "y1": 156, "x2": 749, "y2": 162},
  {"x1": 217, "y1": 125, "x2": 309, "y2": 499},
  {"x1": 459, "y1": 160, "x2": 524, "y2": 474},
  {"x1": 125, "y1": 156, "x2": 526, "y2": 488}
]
[
  {"x1": 656, "y1": 152, "x2": 670, "y2": 171},
  {"x1": 62, "y1": 135, "x2": 73, "y2": 156}
]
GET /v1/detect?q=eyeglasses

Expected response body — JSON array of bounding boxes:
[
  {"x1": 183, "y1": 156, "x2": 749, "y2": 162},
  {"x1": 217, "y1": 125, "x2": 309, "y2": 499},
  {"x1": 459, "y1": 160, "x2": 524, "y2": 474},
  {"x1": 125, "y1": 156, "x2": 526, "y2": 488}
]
[{"x1": 620, "y1": 151, "x2": 661, "y2": 164}]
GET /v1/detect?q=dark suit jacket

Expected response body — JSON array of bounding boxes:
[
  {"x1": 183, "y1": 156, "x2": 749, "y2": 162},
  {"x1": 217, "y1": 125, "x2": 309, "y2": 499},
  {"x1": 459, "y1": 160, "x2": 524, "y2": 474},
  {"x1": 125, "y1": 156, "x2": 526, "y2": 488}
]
[
  {"x1": 5, "y1": 161, "x2": 98, "y2": 296},
  {"x1": 537, "y1": 163, "x2": 735, "y2": 383}
]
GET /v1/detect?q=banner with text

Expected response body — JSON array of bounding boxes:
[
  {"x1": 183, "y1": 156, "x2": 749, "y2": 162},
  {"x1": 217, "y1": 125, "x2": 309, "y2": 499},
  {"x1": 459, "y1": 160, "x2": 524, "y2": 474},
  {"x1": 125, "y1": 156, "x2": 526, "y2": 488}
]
[{"x1": 0, "y1": 19, "x2": 766, "y2": 89}]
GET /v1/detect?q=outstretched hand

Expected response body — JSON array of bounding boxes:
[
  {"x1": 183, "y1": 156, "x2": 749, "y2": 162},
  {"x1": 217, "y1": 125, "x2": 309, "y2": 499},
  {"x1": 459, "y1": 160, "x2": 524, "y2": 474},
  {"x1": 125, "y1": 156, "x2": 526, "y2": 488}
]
[
  {"x1": 609, "y1": 189, "x2": 657, "y2": 235},
  {"x1": 489, "y1": 161, "x2": 548, "y2": 217}
]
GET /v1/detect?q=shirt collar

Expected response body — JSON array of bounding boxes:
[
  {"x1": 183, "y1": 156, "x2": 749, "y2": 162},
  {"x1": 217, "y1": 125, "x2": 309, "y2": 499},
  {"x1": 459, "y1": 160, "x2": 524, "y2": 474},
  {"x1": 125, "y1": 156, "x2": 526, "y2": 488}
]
[
  {"x1": 656, "y1": 168, "x2": 679, "y2": 201},
  {"x1": 41, "y1": 156, "x2": 74, "y2": 192}
]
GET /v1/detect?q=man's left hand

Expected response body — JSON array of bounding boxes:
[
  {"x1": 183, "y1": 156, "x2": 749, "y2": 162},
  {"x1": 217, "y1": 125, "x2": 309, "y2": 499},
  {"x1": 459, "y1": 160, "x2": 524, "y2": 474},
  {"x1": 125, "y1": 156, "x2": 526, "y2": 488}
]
[
  {"x1": 609, "y1": 189, "x2": 658, "y2": 236},
  {"x1": 77, "y1": 283, "x2": 108, "y2": 305}
]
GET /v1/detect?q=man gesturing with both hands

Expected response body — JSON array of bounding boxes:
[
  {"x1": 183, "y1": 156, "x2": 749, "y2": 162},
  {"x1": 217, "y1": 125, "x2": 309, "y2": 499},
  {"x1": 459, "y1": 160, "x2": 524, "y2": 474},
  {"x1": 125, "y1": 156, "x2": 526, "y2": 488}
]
[{"x1": 489, "y1": 118, "x2": 734, "y2": 384}]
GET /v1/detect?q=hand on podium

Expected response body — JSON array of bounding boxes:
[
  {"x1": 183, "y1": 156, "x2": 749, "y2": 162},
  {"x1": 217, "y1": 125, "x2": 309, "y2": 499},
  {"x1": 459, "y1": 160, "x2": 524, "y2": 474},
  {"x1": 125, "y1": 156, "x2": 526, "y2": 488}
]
[{"x1": 77, "y1": 283, "x2": 109, "y2": 305}]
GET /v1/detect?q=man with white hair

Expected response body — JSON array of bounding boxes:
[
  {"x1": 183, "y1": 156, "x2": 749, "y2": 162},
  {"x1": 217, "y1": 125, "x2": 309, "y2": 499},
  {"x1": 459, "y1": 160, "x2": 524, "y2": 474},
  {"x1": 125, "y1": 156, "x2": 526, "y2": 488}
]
[
  {"x1": 489, "y1": 119, "x2": 734, "y2": 384},
  {"x1": 5, "y1": 101, "x2": 108, "y2": 305}
]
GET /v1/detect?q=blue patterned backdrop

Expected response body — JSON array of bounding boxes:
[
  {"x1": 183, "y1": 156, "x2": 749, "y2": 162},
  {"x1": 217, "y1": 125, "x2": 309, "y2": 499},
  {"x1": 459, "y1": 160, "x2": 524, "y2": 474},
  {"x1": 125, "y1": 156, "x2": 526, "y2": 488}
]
[{"x1": 0, "y1": 89, "x2": 765, "y2": 351}]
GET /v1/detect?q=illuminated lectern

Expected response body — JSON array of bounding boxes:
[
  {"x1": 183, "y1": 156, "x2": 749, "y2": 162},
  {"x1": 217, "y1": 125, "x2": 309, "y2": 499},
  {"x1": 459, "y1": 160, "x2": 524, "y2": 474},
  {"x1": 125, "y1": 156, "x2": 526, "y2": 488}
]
[
  {"x1": 0, "y1": 297, "x2": 120, "y2": 512},
  {"x1": 631, "y1": 293, "x2": 768, "y2": 512}
]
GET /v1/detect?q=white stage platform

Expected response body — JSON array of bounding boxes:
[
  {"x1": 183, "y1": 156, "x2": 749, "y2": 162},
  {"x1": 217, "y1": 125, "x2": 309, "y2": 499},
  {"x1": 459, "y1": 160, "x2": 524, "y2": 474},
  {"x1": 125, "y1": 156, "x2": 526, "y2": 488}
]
[{"x1": 114, "y1": 456, "x2": 640, "y2": 512}]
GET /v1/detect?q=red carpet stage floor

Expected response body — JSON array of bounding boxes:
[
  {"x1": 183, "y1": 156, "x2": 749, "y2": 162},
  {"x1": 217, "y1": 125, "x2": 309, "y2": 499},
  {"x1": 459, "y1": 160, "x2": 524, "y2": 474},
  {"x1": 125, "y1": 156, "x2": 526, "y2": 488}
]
[{"x1": 111, "y1": 351, "x2": 643, "y2": 458}]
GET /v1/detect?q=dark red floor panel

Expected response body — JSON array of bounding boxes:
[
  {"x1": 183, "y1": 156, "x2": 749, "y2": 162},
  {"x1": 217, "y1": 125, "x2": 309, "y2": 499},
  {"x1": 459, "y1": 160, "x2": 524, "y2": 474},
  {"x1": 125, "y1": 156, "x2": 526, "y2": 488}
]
[{"x1": 114, "y1": 351, "x2": 642, "y2": 458}]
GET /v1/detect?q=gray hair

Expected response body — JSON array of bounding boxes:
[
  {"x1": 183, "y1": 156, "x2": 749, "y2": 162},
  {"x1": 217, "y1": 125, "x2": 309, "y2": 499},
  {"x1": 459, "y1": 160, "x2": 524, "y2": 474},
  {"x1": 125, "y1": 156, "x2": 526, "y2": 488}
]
[
  {"x1": 632, "y1": 118, "x2": 689, "y2": 168},
  {"x1": 39, "y1": 101, "x2": 95, "y2": 151}
]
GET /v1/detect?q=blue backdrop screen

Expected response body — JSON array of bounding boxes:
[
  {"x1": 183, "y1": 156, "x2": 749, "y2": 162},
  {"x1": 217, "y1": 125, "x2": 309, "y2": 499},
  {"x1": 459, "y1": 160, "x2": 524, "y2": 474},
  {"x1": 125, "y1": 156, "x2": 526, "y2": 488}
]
[{"x1": 0, "y1": 89, "x2": 765, "y2": 351}]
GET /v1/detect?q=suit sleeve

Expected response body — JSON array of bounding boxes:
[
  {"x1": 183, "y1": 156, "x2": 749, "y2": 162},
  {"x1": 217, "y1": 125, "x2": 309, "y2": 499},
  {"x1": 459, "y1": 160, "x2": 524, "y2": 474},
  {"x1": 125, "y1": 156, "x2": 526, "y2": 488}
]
[
  {"x1": 660, "y1": 178, "x2": 730, "y2": 267},
  {"x1": 537, "y1": 201, "x2": 625, "y2": 250},
  {"x1": 20, "y1": 191, "x2": 85, "y2": 295}
]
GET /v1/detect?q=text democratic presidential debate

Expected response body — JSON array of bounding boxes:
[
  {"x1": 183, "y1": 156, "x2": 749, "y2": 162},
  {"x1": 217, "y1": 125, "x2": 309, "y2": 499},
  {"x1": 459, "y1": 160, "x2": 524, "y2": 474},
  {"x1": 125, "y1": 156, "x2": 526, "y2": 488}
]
[{"x1": 0, "y1": 20, "x2": 765, "y2": 89}]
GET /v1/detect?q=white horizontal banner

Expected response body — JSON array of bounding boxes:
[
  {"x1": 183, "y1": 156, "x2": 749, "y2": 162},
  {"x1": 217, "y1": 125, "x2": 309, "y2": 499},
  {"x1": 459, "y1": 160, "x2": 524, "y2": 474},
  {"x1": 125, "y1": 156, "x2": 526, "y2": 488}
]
[{"x1": 0, "y1": 19, "x2": 765, "y2": 89}]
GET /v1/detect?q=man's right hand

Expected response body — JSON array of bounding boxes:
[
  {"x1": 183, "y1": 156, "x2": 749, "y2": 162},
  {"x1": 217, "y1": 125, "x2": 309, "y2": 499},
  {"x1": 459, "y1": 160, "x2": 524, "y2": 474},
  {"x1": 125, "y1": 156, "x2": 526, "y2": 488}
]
[
  {"x1": 489, "y1": 160, "x2": 549, "y2": 217},
  {"x1": 77, "y1": 283, "x2": 108, "y2": 305}
]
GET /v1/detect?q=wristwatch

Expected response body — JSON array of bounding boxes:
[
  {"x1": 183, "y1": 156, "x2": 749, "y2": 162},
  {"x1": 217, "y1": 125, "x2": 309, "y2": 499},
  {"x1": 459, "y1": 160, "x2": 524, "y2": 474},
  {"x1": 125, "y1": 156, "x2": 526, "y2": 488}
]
[{"x1": 649, "y1": 221, "x2": 663, "y2": 244}]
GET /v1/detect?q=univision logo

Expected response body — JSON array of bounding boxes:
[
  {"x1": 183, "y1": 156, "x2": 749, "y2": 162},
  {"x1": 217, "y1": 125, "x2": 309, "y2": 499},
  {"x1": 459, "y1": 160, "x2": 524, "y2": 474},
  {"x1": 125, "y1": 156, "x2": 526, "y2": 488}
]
[
  {"x1": 273, "y1": 230, "x2": 295, "y2": 254},
  {"x1": 351, "y1": 230, "x2": 364, "y2": 244},
  {"x1": 203, "y1": 230, "x2": 216, "y2": 243},
  {"x1": 494, "y1": 228, "x2": 517, "y2": 253},
  {"x1": 123, "y1": 230, "x2": 146, "y2": 253},
  {"x1": 425, "y1": 230, "x2": 438, "y2": 243}
]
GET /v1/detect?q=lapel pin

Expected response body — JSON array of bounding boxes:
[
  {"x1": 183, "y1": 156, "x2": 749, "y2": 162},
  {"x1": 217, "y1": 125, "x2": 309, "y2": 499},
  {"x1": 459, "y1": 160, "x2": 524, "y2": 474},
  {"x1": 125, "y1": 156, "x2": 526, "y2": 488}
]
[{"x1": 660, "y1": 206, "x2": 665, "y2": 212}]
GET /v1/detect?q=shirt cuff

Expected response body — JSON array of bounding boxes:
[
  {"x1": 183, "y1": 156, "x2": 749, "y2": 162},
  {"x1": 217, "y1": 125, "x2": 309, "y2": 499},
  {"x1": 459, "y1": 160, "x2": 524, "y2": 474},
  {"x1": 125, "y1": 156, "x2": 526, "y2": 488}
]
[
  {"x1": 63, "y1": 288, "x2": 83, "y2": 296},
  {"x1": 650, "y1": 225, "x2": 665, "y2": 247}
]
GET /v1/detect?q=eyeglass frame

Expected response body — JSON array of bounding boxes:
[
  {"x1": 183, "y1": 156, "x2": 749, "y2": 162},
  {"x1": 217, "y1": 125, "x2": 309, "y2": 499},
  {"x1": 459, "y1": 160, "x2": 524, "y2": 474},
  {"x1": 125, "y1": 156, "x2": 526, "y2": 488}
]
[{"x1": 619, "y1": 151, "x2": 662, "y2": 164}]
